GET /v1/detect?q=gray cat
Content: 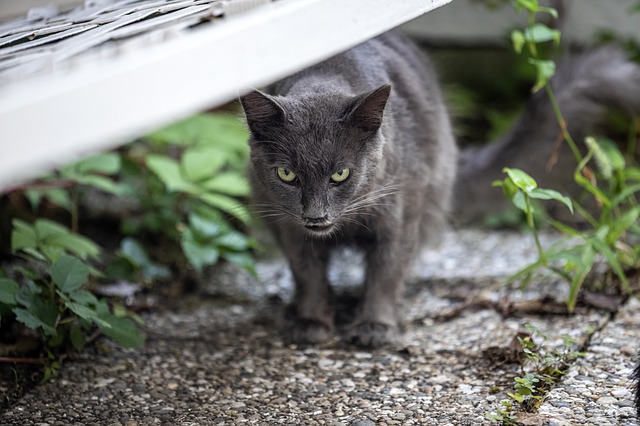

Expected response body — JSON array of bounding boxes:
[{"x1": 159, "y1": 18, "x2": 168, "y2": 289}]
[{"x1": 241, "y1": 31, "x2": 457, "y2": 347}]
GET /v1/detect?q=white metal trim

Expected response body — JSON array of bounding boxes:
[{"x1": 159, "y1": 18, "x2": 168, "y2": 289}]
[{"x1": 0, "y1": 0, "x2": 453, "y2": 187}]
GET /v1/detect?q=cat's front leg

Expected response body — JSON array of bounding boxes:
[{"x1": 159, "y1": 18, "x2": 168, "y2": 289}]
[
  {"x1": 280, "y1": 234, "x2": 334, "y2": 344},
  {"x1": 350, "y1": 227, "x2": 417, "y2": 347}
]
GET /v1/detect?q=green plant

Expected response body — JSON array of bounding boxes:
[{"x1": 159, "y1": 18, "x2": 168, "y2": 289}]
[
  {"x1": 14, "y1": 152, "x2": 127, "y2": 233},
  {"x1": 486, "y1": 324, "x2": 582, "y2": 423},
  {"x1": 499, "y1": 1, "x2": 640, "y2": 310},
  {"x1": 1, "y1": 219, "x2": 143, "y2": 379},
  {"x1": 133, "y1": 113, "x2": 257, "y2": 275}
]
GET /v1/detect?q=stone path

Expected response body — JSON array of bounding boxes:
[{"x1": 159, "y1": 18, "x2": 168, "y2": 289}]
[{"x1": 1, "y1": 228, "x2": 639, "y2": 425}]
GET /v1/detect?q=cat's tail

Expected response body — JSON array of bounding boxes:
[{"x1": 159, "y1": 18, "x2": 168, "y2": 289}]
[{"x1": 453, "y1": 46, "x2": 640, "y2": 224}]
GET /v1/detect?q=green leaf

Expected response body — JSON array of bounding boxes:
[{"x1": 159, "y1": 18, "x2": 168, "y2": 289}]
[
  {"x1": 16, "y1": 219, "x2": 102, "y2": 261},
  {"x1": 120, "y1": 238, "x2": 151, "y2": 267},
  {"x1": 51, "y1": 255, "x2": 89, "y2": 293},
  {"x1": 66, "y1": 302, "x2": 111, "y2": 329},
  {"x1": 146, "y1": 155, "x2": 197, "y2": 193},
  {"x1": 523, "y1": 24, "x2": 561, "y2": 45},
  {"x1": 73, "y1": 153, "x2": 121, "y2": 175},
  {"x1": 512, "y1": 191, "x2": 527, "y2": 211},
  {"x1": 69, "y1": 289, "x2": 99, "y2": 306},
  {"x1": 548, "y1": 219, "x2": 581, "y2": 238},
  {"x1": 201, "y1": 172, "x2": 250, "y2": 197},
  {"x1": 514, "y1": 0, "x2": 538, "y2": 12},
  {"x1": 71, "y1": 175, "x2": 125, "y2": 195},
  {"x1": 567, "y1": 246, "x2": 594, "y2": 312},
  {"x1": 26, "y1": 188, "x2": 72, "y2": 211},
  {"x1": 11, "y1": 219, "x2": 37, "y2": 253},
  {"x1": 14, "y1": 281, "x2": 42, "y2": 309},
  {"x1": 46, "y1": 234, "x2": 101, "y2": 262},
  {"x1": 181, "y1": 229, "x2": 220, "y2": 274},
  {"x1": 188, "y1": 213, "x2": 225, "y2": 239},
  {"x1": 606, "y1": 207, "x2": 640, "y2": 244},
  {"x1": 181, "y1": 147, "x2": 228, "y2": 182},
  {"x1": 148, "y1": 114, "x2": 248, "y2": 148},
  {"x1": 216, "y1": 231, "x2": 252, "y2": 252},
  {"x1": 504, "y1": 168, "x2": 538, "y2": 192},
  {"x1": 199, "y1": 193, "x2": 252, "y2": 224},
  {"x1": 528, "y1": 59, "x2": 556, "y2": 92},
  {"x1": 70, "y1": 325, "x2": 87, "y2": 351},
  {"x1": 95, "y1": 303, "x2": 144, "y2": 348},
  {"x1": 529, "y1": 188, "x2": 573, "y2": 214},
  {"x1": 589, "y1": 235, "x2": 629, "y2": 289},
  {"x1": 511, "y1": 30, "x2": 525, "y2": 54},
  {"x1": 13, "y1": 303, "x2": 58, "y2": 336},
  {"x1": 573, "y1": 161, "x2": 611, "y2": 209},
  {"x1": 610, "y1": 183, "x2": 640, "y2": 209},
  {"x1": 0, "y1": 279, "x2": 20, "y2": 305},
  {"x1": 222, "y1": 251, "x2": 257, "y2": 277},
  {"x1": 118, "y1": 238, "x2": 170, "y2": 280}
]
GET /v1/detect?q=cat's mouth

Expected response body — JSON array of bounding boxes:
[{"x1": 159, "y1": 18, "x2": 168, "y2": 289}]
[
  {"x1": 303, "y1": 220, "x2": 335, "y2": 235},
  {"x1": 305, "y1": 223, "x2": 333, "y2": 233}
]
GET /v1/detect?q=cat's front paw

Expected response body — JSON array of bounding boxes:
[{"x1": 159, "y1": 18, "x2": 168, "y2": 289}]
[
  {"x1": 287, "y1": 319, "x2": 333, "y2": 344},
  {"x1": 348, "y1": 322, "x2": 398, "y2": 348}
]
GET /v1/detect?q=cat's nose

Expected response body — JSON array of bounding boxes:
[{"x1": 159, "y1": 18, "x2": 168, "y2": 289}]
[{"x1": 303, "y1": 215, "x2": 332, "y2": 228}]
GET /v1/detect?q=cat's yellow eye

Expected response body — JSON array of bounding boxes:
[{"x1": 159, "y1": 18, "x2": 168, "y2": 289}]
[
  {"x1": 277, "y1": 167, "x2": 297, "y2": 182},
  {"x1": 330, "y1": 168, "x2": 350, "y2": 183}
]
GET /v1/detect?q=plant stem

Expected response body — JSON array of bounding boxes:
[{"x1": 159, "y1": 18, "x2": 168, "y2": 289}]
[
  {"x1": 71, "y1": 187, "x2": 79, "y2": 234},
  {"x1": 525, "y1": 194, "x2": 546, "y2": 262},
  {"x1": 544, "y1": 84, "x2": 582, "y2": 163}
]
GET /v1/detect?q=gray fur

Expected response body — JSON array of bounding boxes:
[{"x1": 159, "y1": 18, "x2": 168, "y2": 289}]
[{"x1": 241, "y1": 31, "x2": 457, "y2": 347}]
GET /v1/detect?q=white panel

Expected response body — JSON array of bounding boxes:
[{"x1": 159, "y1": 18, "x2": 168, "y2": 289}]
[{"x1": 0, "y1": 0, "x2": 453, "y2": 187}]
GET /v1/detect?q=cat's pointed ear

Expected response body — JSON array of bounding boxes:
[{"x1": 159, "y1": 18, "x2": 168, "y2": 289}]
[
  {"x1": 241, "y1": 90, "x2": 286, "y2": 138},
  {"x1": 342, "y1": 84, "x2": 391, "y2": 132}
]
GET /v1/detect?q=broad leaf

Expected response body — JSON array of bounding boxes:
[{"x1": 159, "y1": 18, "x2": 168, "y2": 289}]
[
  {"x1": 511, "y1": 30, "x2": 525, "y2": 54},
  {"x1": 181, "y1": 147, "x2": 227, "y2": 182},
  {"x1": 11, "y1": 219, "x2": 37, "y2": 253},
  {"x1": 524, "y1": 24, "x2": 561, "y2": 45},
  {"x1": 66, "y1": 302, "x2": 111, "y2": 329},
  {"x1": 13, "y1": 302, "x2": 58, "y2": 336},
  {"x1": 202, "y1": 172, "x2": 250, "y2": 197},
  {"x1": 199, "y1": 193, "x2": 252, "y2": 224},
  {"x1": 216, "y1": 231, "x2": 252, "y2": 252},
  {"x1": 72, "y1": 153, "x2": 121, "y2": 175},
  {"x1": 529, "y1": 188, "x2": 573, "y2": 214},
  {"x1": 528, "y1": 59, "x2": 556, "y2": 92},
  {"x1": 69, "y1": 289, "x2": 99, "y2": 306},
  {"x1": 95, "y1": 303, "x2": 144, "y2": 348},
  {"x1": 146, "y1": 155, "x2": 196, "y2": 193},
  {"x1": 120, "y1": 238, "x2": 151, "y2": 267},
  {"x1": 188, "y1": 213, "x2": 225, "y2": 239},
  {"x1": 0, "y1": 279, "x2": 19, "y2": 305},
  {"x1": 181, "y1": 229, "x2": 219, "y2": 274},
  {"x1": 71, "y1": 175, "x2": 125, "y2": 195},
  {"x1": 504, "y1": 168, "x2": 537, "y2": 193},
  {"x1": 51, "y1": 255, "x2": 89, "y2": 293}
]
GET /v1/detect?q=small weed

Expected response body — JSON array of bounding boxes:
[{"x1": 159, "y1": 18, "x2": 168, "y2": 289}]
[{"x1": 486, "y1": 324, "x2": 583, "y2": 423}]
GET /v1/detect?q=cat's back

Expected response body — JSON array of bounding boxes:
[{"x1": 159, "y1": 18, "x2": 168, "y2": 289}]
[{"x1": 273, "y1": 31, "x2": 442, "y2": 101}]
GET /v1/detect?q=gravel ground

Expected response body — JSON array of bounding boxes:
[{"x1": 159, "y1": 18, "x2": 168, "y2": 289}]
[{"x1": 1, "y1": 228, "x2": 639, "y2": 425}]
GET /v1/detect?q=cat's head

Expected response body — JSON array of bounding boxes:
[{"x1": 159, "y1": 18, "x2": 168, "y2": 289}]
[{"x1": 241, "y1": 84, "x2": 391, "y2": 237}]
